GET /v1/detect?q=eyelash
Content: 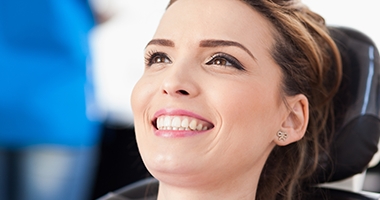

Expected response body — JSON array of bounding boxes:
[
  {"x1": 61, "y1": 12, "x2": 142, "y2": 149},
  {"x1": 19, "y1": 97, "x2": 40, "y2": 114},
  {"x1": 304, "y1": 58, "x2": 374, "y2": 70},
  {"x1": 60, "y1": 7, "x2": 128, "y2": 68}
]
[
  {"x1": 144, "y1": 50, "x2": 171, "y2": 66},
  {"x1": 206, "y1": 53, "x2": 245, "y2": 71},
  {"x1": 144, "y1": 51, "x2": 245, "y2": 71}
]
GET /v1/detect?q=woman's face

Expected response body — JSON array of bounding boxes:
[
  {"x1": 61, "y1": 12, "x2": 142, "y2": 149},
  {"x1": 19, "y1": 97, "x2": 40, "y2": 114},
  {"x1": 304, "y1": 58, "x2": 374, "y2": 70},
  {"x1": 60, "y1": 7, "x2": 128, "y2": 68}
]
[{"x1": 131, "y1": 0, "x2": 290, "y2": 187}]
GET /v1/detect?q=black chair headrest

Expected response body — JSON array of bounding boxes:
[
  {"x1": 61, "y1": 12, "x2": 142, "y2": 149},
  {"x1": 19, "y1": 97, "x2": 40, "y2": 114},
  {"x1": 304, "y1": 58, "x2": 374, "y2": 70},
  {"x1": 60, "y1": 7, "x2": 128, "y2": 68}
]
[{"x1": 314, "y1": 26, "x2": 380, "y2": 183}]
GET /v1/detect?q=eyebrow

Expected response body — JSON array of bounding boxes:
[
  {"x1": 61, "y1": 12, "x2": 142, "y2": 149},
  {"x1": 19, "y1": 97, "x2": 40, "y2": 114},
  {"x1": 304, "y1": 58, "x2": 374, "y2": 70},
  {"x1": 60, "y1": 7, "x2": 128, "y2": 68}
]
[
  {"x1": 146, "y1": 39, "x2": 175, "y2": 48},
  {"x1": 200, "y1": 40, "x2": 256, "y2": 60},
  {"x1": 145, "y1": 39, "x2": 256, "y2": 61}
]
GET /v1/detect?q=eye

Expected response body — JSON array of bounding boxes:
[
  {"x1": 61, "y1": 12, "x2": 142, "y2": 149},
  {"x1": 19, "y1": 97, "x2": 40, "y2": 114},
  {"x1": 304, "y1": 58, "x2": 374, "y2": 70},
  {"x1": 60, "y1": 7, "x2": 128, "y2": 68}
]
[
  {"x1": 211, "y1": 58, "x2": 229, "y2": 66},
  {"x1": 145, "y1": 51, "x2": 172, "y2": 66},
  {"x1": 206, "y1": 53, "x2": 245, "y2": 71}
]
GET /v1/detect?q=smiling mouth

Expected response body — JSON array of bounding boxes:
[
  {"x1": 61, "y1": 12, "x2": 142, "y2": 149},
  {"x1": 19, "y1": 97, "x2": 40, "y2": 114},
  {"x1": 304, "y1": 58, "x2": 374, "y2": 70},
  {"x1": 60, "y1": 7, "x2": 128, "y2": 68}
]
[{"x1": 153, "y1": 115, "x2": 214, "y2": 131}]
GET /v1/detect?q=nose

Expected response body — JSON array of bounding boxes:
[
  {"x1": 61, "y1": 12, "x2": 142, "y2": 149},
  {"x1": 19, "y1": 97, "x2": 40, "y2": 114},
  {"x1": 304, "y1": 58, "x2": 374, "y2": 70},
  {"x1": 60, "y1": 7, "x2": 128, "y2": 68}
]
[{"x1": 160, "y1": 64, "x2": 200, "y2": 98}]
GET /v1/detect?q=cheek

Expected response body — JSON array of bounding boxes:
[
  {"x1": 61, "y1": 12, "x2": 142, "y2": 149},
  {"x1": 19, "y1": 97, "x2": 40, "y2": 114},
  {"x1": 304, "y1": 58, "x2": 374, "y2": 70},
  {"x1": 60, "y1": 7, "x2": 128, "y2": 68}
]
[
  {"x1": 131, "y1": 77, "x2": 155, "y2": 116},
  {"x1": 211, "y1": 84, "x2": 281, "y2": 168},
  {"x1": 210, "y1": 79, "x2": 282, "y2": 145},
  {"x1": 216, "y1": 81, "x2": 280, "y2": 124},
  {"x1": 131, "y1": 77, "x2": 158, "y2": 144},
  {"x1": 131, "y1": 78, "x2": 154, "y2": 161}
]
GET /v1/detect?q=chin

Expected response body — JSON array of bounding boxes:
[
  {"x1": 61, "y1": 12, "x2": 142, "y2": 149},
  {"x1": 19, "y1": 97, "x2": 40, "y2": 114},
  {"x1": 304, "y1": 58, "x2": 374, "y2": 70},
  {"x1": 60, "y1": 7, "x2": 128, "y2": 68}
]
[{"x1": 142, "y1": 150, "x2": 210, "y2": 184}]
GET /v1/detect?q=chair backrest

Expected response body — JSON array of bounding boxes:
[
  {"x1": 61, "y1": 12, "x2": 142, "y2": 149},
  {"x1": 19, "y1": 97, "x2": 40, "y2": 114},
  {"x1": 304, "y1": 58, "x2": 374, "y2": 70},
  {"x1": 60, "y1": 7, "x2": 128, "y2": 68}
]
[
  {"x1": 97, "y1": 177, "x2": 158, "y2": 200},
  {"x1": 313, "y1": 26, "x2": 380, "y2": 184}
]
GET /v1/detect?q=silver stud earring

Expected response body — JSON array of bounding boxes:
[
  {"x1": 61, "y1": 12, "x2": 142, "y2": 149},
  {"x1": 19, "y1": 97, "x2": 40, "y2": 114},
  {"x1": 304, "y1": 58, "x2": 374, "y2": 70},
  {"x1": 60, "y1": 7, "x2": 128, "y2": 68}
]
[{"x1": 277, "y1": 131, "x2": 287, "y2": 141}]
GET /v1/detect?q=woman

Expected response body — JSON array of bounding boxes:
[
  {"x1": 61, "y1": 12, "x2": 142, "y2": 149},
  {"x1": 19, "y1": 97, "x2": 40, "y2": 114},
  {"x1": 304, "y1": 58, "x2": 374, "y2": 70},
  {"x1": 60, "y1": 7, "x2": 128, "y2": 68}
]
[{"x1": 131, "y1": 0, "x2": 341, "y2": 199}]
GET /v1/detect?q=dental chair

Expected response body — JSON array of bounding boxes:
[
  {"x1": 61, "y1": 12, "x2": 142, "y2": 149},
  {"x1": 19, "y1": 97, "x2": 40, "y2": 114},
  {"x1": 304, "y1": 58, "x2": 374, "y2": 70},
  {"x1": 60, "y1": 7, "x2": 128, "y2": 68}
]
[
  {"x1": 97, "y1": 26, "x2": 380, "y2": 200},
  {"x1": 304, "y1": 26, "x2": 380, "y2": 200}
]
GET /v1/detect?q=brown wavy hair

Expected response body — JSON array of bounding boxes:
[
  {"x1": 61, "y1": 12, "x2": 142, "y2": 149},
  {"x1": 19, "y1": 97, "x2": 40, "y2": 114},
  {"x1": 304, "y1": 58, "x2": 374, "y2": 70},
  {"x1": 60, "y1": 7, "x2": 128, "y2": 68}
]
[{"x1": 167, "y1": 0, "x2": 342, "y2": 199}]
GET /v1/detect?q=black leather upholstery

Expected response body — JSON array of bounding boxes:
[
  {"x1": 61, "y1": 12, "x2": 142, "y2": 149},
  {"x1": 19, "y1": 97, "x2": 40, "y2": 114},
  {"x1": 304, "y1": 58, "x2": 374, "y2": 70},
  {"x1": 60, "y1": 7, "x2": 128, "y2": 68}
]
[
  {"x1": 306, "y1": 187, "x2": 377, "y2": 200},
  {"x1": 314, "y1": 27, "x2": 380, "y2": 184},
  {"x1": 97, "y1": 177, "x2": 158, "y2": 200},
  {"x1": 99, "y1": 177, "x2": 379, "y2": 200}
]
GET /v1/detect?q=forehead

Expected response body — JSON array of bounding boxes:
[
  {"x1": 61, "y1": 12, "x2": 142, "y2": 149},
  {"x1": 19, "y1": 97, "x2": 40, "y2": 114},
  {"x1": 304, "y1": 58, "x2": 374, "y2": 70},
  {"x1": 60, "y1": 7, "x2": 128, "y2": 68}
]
[{"x1": 153, "y1": 0, "x2": 275, "y2": 50}]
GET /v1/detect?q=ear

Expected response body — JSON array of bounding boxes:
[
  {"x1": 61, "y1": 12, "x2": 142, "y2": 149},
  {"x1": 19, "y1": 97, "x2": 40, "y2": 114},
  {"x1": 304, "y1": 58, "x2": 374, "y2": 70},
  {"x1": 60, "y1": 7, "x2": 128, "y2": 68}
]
[{"x1": 275, "y1": 94, "x2": 309, "y2": 146}]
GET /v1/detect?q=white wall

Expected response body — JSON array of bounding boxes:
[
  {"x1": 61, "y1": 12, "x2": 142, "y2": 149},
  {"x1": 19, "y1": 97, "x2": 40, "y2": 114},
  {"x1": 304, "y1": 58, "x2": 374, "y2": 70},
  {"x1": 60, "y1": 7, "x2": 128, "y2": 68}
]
[
  {"x1": 303, "y1": 0, "x2": 379, "y2": 47},
  {"x1": 90, "y1": 1, "x2": 380, "y2": 125}
]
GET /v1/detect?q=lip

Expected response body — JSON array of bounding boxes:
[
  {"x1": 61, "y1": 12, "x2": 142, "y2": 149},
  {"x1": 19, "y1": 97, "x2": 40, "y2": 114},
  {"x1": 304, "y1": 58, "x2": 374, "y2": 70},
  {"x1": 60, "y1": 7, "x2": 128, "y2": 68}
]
[{"x1": 152, "y1": 108, "x2": 214, "y2": 138}]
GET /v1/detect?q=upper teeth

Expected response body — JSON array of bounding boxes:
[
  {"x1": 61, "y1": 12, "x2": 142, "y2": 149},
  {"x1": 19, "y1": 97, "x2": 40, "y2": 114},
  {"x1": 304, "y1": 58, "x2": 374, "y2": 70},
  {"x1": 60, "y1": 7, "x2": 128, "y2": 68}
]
[{"x1": 156, "y1": 115, "x2": 211, "y2": 131}]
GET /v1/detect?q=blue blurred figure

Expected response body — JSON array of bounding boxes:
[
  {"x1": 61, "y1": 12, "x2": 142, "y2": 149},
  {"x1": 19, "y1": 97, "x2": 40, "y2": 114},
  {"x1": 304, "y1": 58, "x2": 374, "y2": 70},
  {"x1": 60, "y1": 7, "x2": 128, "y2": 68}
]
[{"x1": 0, "y1": 0, "x2": 102, "y2": 199}]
